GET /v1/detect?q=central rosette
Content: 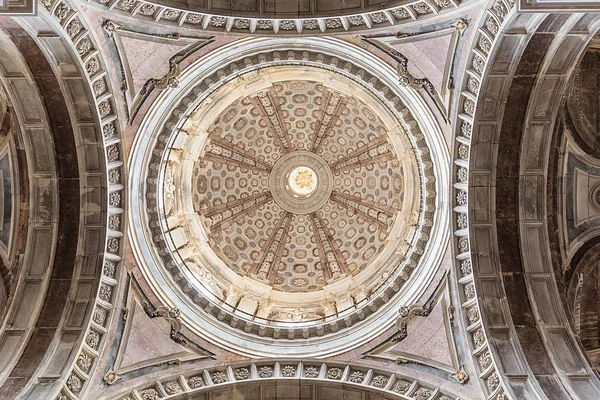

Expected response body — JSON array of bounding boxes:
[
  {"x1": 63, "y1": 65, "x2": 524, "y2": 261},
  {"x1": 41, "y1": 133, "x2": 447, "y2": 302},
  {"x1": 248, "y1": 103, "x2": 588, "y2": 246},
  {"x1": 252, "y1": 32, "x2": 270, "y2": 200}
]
[
  {"x1": 268, "y1": 151, "x2": 333, "y2": 215},
  {"x1": 288, "y1": 166, "x2": 317, "y2": 197}
]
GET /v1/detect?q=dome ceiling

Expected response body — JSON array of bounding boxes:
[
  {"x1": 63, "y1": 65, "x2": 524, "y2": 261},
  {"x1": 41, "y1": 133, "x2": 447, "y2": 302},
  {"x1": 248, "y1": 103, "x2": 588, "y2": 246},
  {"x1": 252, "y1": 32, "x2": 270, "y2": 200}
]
[
  {"x1": 192, "y1": 80, "x2": 405, "y2": 293},
  {"x1": 130, "y1": 39, "x2": 448, "y2": 354}
]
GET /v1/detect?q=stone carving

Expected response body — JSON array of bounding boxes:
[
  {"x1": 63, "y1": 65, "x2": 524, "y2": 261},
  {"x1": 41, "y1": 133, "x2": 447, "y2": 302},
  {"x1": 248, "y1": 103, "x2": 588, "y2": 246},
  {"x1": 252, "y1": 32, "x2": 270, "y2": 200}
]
[
  {"x1": 303, "y1": 20, "x2": 318, "y2": 29},
  {"x1": 372, "y1": 375, "x2": 388, "y2": 387},
  {"x1": 280, "y1": 20, "x2": 294, "y2": 30},
  {"x1": 186, "y1": 14, "x2": 202, "y2": 24},
  {"x1": 140, "y1": 388, "x2": 159, "y2": 400},
  {"x1": 55, "y1": 4, "x2": 70, "y2": 19},
  {"x1": 326, "y1": 367, "x2": 343, "y2": 380},
  {"x1": 392, "y1": 379, "x2": 411, "y2": 393},
  {"x1": 93, "y1": 308, "x2": 107, "y2": 325},
  {"x1": 460, "y1": 259, "x2": 472, "y2": 275},
  {"x1": 413, "y1": 2, "x2": 430, "y2": 14},
  {"x1": 479, "y1": 351, "x2": 492, "y2": 369},
  {"x1": 479, "y1": 36, "x2": 492, "y2": 54},
  {"x1": 414, "y1": 388, "x2": 432, "y2": 399},
  {"x1": 392, "y1": 8, "x2": 409, "y2": 19},
  {"x1": 349, "y1": 16, "x2": 364, "y2": 26},
  {"x1": 140, "y1": 52, "x2": 187, "y2": 96},
  {"x1": 281, "y1": 365, "x2": 296, "y2": 377},
  {"x1": 142, "y1": 304, "x2": 186, "y2": 344},
  {"x1": 106, "y1": 144, "x2": 120, "y2": 162},
  {"x1": 486, "y1": 18, "x2": 499, "y2": 35},
  {"x1": 77, "y1": 38, "x2": 91, "y2": 56},
  {"x1": 164, "y1": 381, "x2": 181, "y2": 394},
  {"x1": 98, "y1": 101, "x2": 111, "y2": 117},
  {"x1": 86, "y1": 331, "x2": 100, "y2": 349},
  {"x1": 257, "y1": 20, "x2": 272, "y2": 29},
  {"x1": 103, "y1": 260, "x2": 115, "y2": 278},
  {"x1": 452, "y1": 19, "x2": 469, "y2": 36},
  {"x1": 109, "y1": 169, "x2": 120, "y2": 184},
  {"x1": 211, "y1": 371, "x2": 227, "y2": 384},
  {"x1": 435, "y1": 0, "x2": 451, "y2": 7},
  {"x1": 188, "y1": 376, "x2": 204, "y2": 388},
  {"x1": 467, "y1": 306, "x2": 480, "y2": 323},
  {"x1": 162, "y1": 9, "x2": 180, "y2": 20},
  {"x1": 258, "y1": 366, "x2": 273, "y2": 378},
  {"x1": 472, "y1": 56, "x2": 485, "y2": 74},
  {"x1": 458, "y1": 236, "x2": 469, "y2": 253},
  {"x1": 464, "y1": 283, "x2": 475, "y2": 300},
  {"x1": 349, "y1": 371, "x2": 364, "y2": 383},
  {"x1": 457, "y1": 213, "x2": 468, "y2": 229},
  {"x1": 77, "y1": 354, "x2": 91, "y2": 371},
  {"x1": 139, "y1": 4, "x2": 156, "y2": 15},
  {"x1": 67, "y1": 20, "x2": 82, "y2": 38},
  {"x1": 451, "y1": 365, "x2": 469, "y2": 384},
  {"x1": 461, "y1": 122, "x2": 472, "y2": 138},
  {"x1": 234, "y1": 367, "x2": 250, "y2": 380},
  {"x1": 109, "y1": 191, "x2": 121, "y2": 207},
  {"x1": 117, "y1": 0, "x2": 135, "y2": 9},
  {"x1": 325, "y1": 18, "x2": 342, "y2": 29},
  {"x1": 463, "y1": 100, "x2": 475, "y2": 116},
  {"x1": 370, "y1": 12, "x2": 386, "y2": 23},
  {"x1": 103, "y1": 366, "x2": 122, "y2": 385},
  {"x1": 86, "y1": 58, "x2": 99, "y2": 75},
  {"x1": 109, "y1": 214, "x2": 120, "y2": 230},
  {"x1": 99, "y1": 284, "x2": 112, "y2": 302},
  {"x1": 304, "y1": 366, "x2": 319, "y2": 378},
  {"x1": 487, "y1": 372, "x2": 500, "y2": 391},
  {"x1": 102, "y1": 20, "x2": 118, "y2": 38},
  {"x1": 457, "y1": 191, "x2": 467, "y2": 205},
  {"x1": 103, "y1": 123, "x2": 115, "y2": 139},
  {"x1": 211, "y1": 16, "x2": 226, "y2": 27},
  {"x1": 234, "y1": 19, "x2": 249, "y2": 30},
  {"x1": 393, "y1": 303, "x2": 433, "y2": 342},
  {"x1": 67, "y1": 375, "x2": 82, "y2": 393},
  {"x1": 467, "y1": 77, "x2": 479, "y2": 94},
  {"x1": 457, "y1": 167, "x2": 468, "y2": 182},
  {"x1": 458, "y1": 144, "x2": 469, "y2": 159},
  {"x1": 473, "y1": 328, "x2": 486, "y2": 347},
  {"x1": 107, "y1": 237, "x2": 119, "y2": 254}
]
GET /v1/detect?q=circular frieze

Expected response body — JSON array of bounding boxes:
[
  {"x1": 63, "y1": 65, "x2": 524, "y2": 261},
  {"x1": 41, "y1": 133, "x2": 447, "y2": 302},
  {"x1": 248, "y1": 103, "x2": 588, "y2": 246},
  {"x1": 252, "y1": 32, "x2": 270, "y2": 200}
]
[
  {"x1": 269, "y1": 151, "x2": 332, "y2": 214},
  {"x1": 129, "y1": 38, "x2": 449, "y2": 357}
]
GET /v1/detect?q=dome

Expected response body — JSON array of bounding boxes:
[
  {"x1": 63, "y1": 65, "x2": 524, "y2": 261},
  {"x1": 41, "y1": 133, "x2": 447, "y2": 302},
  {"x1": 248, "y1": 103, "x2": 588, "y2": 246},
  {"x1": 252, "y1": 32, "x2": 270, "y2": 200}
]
[{"x1": 130, "y1": 38, "x2": 448, "y2": 357}]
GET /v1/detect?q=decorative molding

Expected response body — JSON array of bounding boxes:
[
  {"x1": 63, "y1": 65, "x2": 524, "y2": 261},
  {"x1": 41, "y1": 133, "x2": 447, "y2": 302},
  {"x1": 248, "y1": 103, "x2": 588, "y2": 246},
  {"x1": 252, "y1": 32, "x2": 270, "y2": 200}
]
[
  {"x1": 106, "y1": 360, "x2": 463, "y2": 400},
  {"x1": 82, "y1": 0, "x2": 474, "y2": 36}
]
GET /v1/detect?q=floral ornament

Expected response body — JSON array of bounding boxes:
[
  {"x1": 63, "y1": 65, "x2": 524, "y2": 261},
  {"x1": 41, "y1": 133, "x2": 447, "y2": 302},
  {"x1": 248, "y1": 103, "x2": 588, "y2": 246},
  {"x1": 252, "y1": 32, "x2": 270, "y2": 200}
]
[
  {"x1": 479, "y1": 36, "x2": 492, "y2": 54},
  {"x1": 371, "y1": 375, "x2": 388, "y2": 388},
  {"x1": 457, "y1": 213, "x2": 468, "y2": 229},
  {"x1": 463, "y1": 99, "x2": 475, "y2": 116},
  {"x1": 67, "y1": 375, "x2": 82, "y2": 393},
  {"x1": 457, "y1": 190, "x2": 468, "y2": 205},
  {"x1": 457, "y1": 167, "x2": 468, "y2": 182},
  {"x1": 257, "y1": 20, "x2": 272, "y2": 29},
  {"x1": 327, "y1": 367, "x2": 343, "y2": 380},
  {"x1": 258, "y1": 366, "x2": 273, "y2": 378},
  {"x1": 348, "y1": 371, "x2": 363, "y2": 383},
  {"x1": 187, "y1": 376, "x2": 204, "y2": 388},
  {"x1": 451, "y1": 365, "x2": 469, "y2": 384},
  {"x1": 460, "y1": 259, "x2": 472, "y2": 275},
  {"x1": 281, "y1": 365, "x2": 296, "y2": 377},
  {"x1": 279, "y1": 20, "x2": 295, "y2": 30},
  {"x1": 234, "y1": 19, "x2": 250, "y2": 29},
  {"x1": 458, "y1": 236, "x2": 469, "y2": 253},
  {"x1": 487, "y1": 372, "x2": 500, "y2": 391},
  {"x1": 303, "y1": 20, "x2": 318, "y2": 29},
  {"x1": 164, "y1": 381, "x2": 181, "y2": 394},
  {"x1": 234, "y1": 367, "x2": 250, "y2": 380},
  {"x1": 140, "y1": 388, "x2": 159, "y2": 400},
  {"x1": 392, "y1": 379, "x2": 411, "y2": 393},
  {"x1": 474, "y1": 328, "x2": 486, "y2": 347},
  {"x1": 103, "y1": 366, "x2": 122, "y2": 385},
  {"x1": 461, "y1": 121, "x2": 472, "y2": 138},
  {"x1": 304, "y1": 366, "x2": 319, "y2": 378},
  {"x1": 86, "y1": 331, "x2": 100, "y2": 348},
  {"x1": 186, "y1": 14, "x2": 202, "y2": 24},
  {"x1": 392, "y1": 8, "x2": 409, "y2": 19},
  {"x1": 76, "y1": 353, "x2": 92, "y2": 371},
  {"x1": 211, "y1": 371, "x2": 227, "y2": 384},
  {"x1": 464, "y1": 283, "x2": 476, "y2": 300},
  {"x1": 479, "y1": 351, "x2": 492, "y2": 369},
  {"x1": 414, "y1": 388, "x2": 432, "y2": 399},
  {"x1": 211, "y1": 16, "x2": 226, "y2": 27},
  {"x1": 467, "y1": 306, "x2": 480, "y2": 323},
  {"x1": 325, "y1": 18, "x2": 342, "y2": 29}
]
